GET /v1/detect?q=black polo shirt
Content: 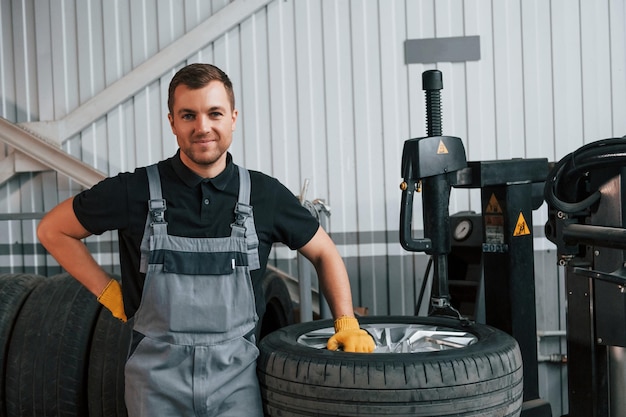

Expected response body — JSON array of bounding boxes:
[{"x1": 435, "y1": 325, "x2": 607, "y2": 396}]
[{"x1": 73, "y1": 151, "x2": 319, "y2": 319}]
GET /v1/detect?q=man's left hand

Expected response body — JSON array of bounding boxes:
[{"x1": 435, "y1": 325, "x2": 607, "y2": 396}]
[{"x1": 327, "y1": 316, "x2": 375, "y2": 353}]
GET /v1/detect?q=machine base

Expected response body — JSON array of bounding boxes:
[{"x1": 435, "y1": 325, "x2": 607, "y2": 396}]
[{"x1": 521, "y1": 399, "x2": 552, "y2": 417}]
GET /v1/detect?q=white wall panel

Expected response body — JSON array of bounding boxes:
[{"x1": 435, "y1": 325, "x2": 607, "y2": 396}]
[
  {"x1": 0, "y1": 1, "x2": 15, "y2": 124},
  {"x1": 0, "y1": 0, "x2": 623, "y2": 283},
  {"x1": 320, "y1": 0, "x2": 356, "y2": 235},
  {"x1": 102, "y1": 1, "x2": 133, "y2": 86},
  {"x1": 610, "y1": 0, "x2": 626, "y2": 136},
  {"x1": 464, "y1": 0, "x2": 496, "y2": 158},
  {"x1": 492, "y1": 1, "x2": 525, "y2": 159},
  {"x1": 521, "y1": 0, "x2": 554, "y2": 160},
  {"x1": 11, "y1": 0, "x2": 38, "y2": 122},
  {"x1": 240, "y1": 9, "x2": 271, "y2": 173},
  {"x1": 294, "y1": 0, "x2": 328, "y2": 203},
  {"x1": 581, "y1": 0, "x2": 614, "y2": 142},
  {"x1": 266, "y1": 0, "x2": 299, "y2": 193},
  {"x1": 33, "y1": 1, "x2": 53, "y2": 121},
  {"x1": 551, "y1": 0, "x2": 584, "y2": 158}
]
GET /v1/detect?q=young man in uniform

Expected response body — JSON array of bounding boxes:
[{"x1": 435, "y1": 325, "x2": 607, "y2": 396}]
[{"x1": 37, "y1": 63, "x2": 374, "y2": 416}]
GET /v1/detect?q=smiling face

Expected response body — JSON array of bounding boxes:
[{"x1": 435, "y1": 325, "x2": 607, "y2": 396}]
[{"x1": 168, "y1": 80, "x2": 238, "y2": 178}]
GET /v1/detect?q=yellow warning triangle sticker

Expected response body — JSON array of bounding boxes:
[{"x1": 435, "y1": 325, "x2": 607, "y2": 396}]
[
  {"x1": 436, "y1": 140, "x2": 449, "y2": 154},
  {"x1": 513, "y1": 212, "x2": 531, "y2": 236},
  {"x1": 485, "y1": 194, "x2": 503, "y2": 214}
]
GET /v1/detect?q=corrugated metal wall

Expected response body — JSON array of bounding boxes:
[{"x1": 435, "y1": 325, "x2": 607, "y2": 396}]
[{"x1": 1, "y1": 0, "x2": 625, "y2": 413}]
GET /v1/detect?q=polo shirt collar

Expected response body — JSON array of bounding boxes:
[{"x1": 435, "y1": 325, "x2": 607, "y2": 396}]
[{"x1": 172, "y1": 150, "x2": 235, "y2": 190}]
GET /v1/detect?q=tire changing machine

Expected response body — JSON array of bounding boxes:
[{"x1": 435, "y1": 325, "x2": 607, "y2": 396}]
[
  {"x1": 400, "y1": 70, "x2": 552, "y2": 416},
  {"x1": 544, "y1": 137, "x2": 626, "y2": 417}
]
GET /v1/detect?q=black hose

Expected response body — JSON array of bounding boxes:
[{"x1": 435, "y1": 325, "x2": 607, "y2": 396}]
[
  {"x1": 544, "y1": 136, "x2": 626, "y2": 213},
  {"x1": 415, "y1": 256, "x2": 433, "y2": 315}
]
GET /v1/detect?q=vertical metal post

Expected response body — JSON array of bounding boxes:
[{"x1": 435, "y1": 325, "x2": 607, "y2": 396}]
[
  {"x1": 481, "y1": 182, "x2": 540, "y2": 401},
  {"x1": 297, "y1": 252, "x2": 313, "y2": 322},
  {"x1": 297, "y1": 180, "x2": 332, "y2": 322}
]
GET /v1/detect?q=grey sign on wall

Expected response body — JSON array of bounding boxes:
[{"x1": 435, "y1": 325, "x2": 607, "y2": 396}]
[{"x1": 405, "y1": 35, "x2": 481, "y2": 64}]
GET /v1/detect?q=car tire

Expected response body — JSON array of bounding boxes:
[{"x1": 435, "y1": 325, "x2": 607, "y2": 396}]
[
  {"x1": 0, "y1": 274, "x2": 44, "y2": 417},
  {"x1": 88, "y1": 306, "x2": 132, "y2": 417},
  {"x1": 5, "y1": 273, "x2": 101, "y2": 417},
  {"x1": 258, "y1": 315, "x2": 523, "y2": 416}
]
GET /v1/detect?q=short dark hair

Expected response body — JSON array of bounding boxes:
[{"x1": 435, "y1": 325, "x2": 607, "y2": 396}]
[{"x1": 167, "y1": 63, "x2": 235, "y2": 114}]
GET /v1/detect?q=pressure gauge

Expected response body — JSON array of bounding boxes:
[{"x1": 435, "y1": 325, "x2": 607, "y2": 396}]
[{"x1": 453, "y1": 218, "x2": 473, "y2": 241}]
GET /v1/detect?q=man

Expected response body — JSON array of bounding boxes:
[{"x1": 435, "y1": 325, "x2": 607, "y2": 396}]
[{"x1": 37, "y1": 63, "x2": 374, "y2": 417}]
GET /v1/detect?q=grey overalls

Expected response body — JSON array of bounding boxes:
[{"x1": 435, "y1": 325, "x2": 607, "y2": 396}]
[{"x1": 125, "y1": 164, "x2": 263, "y2": 417}]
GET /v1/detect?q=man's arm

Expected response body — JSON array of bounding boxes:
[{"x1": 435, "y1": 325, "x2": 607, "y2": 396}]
[
  {"x1": 297, "y1": 226, "x2": 354, "y2": 319},
  {"x1": 37, "y1": 197, "x2": 126, "y2": 321},
  {"x1": 37, "y1": 197, "x2": 110, "y2": 295},
  {"x1": 298, "y1": 226, "x2": 374, "y2": 353}
]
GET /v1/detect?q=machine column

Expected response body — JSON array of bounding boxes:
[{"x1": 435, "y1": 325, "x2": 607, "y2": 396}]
[{"x1": 481, "y1": 182, "x2": 540, "y2": 401}]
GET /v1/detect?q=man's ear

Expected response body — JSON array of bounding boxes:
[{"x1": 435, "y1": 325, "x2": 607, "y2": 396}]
[
  {"x1": 231, "y1": 108, "x2": 238, "y2": 132},
  {"x1": 168, "y1": 113, "x2": 176, "y2": 135}
]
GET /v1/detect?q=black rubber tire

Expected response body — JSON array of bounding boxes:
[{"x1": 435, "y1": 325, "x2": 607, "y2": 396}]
[
  {"x1": 0, "y1": 274, "x2": 44, "y2": 417},
  {"x1": 87, "y1": 306, "x2": 132, "y2": 417},
  {"x1": 5, "y1": 273, "x2": 101, "y2": 417},
  {"x1": 258, "y1": 315, "x2": 523, "y2": 416}
]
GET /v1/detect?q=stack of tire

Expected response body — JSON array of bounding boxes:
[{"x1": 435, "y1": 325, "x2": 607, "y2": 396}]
[
  {"x1": 0, "y1": 273, "x2": 129, "y2": 417},
  {"x1": 1, "y1": 273, "x2": 524, "y2": 417}
]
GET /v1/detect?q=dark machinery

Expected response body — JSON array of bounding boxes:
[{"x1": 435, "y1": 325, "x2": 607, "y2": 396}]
[
  {"x1": 400, "y1": 70, "x2": 552, "y2": 417},
  {"x1": 545, "y1": 137, "x2": 626, "y2": 417},
  {"x1": 400, "y1": 70, "x2": 468, "y2": 319}
]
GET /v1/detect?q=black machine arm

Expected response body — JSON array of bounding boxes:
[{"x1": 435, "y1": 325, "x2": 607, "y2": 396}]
[
  {"x1": 399, "y1": 70, "x2": 467, "y2": 313},
  {"x1": 399, "y1": 136, "x2": 466, "y2": 253}
]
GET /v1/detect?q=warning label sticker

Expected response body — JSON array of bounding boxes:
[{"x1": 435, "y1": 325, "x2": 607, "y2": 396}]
[
  {"x1": 485, "y1": 194, "x2": 503, "y2": 214},
  {"x1": 513, "y1": 212, "x2": 531, "y2": 237},
  {"x1": 437, "y1": 140, "x2": 449, "y2": 154},
  {"x1": 485, "y1": 214, "x2": 504, "y2": 244},
  {"x1": 483, "y1": 193, "x2": 507, "y2": 251}
]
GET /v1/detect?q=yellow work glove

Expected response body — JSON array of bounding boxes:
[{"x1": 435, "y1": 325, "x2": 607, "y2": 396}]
[
  {"x1": 97, "y1": 279, "x2": 127, "y2": 322},
  {"x1": 327, "y1": 316, "x2": 375, "y2": 353}
]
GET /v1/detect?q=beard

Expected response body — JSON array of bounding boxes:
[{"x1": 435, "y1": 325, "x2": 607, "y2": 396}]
[
  {"x1": 183, "y1": 144, "x2": 224, "y2": 165},
  {"x1": 178, "y1": 134, "x2": 231, "y2": 171}
]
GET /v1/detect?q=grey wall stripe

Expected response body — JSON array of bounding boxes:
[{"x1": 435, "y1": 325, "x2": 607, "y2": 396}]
[{"x1": 0, "y1": 226, "x2": 547, "y2": 256}]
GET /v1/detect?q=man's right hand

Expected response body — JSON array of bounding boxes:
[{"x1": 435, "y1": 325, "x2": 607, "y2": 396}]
[{"x1": 97, "y1": 279, "x2": 127, "y2": 322}]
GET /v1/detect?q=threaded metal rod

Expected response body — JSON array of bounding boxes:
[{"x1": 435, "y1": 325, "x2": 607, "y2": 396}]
[{"x1": 422, "y1": 70, "x2": 443, "y2": 137}]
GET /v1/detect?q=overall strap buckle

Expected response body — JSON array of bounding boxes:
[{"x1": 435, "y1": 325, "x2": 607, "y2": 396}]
[
  {"x1": 231, "y1": 166, "x2": 260, "y2": 270},
  {"x1": 149, "y1": 198, "x2": 167, "y2": 225},
  {"x1": 231, "y1": 202, "x2": 251, "y2": 237}
]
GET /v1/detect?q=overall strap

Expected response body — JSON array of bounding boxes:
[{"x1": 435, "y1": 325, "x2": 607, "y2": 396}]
[
  {"x1": 139, "y1": 164, "x2": 168, "y2": 273},
  {"x1": 231, "y1": 165, "x2": 260, "y2": 270}
]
